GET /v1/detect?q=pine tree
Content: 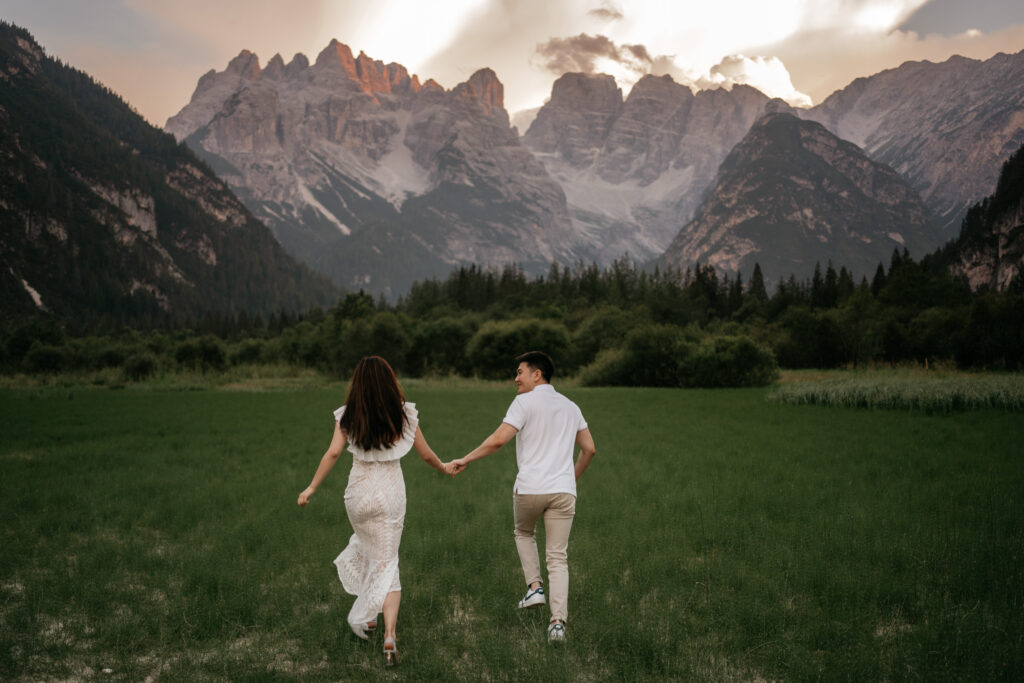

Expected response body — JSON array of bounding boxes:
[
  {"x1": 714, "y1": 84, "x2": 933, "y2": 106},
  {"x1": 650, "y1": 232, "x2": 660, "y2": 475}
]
[
  {"x1": 871, "y1": 263, "x2": 887, "y2": 297},
  {"x1": 748, "y1": 263, "x2": 768, "y2": 302}
]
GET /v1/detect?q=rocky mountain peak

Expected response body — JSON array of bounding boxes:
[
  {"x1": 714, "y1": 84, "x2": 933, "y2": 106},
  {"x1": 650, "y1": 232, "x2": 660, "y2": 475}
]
[
  {"x1": 353, "y1": 50, "x2": 396, "y2": 93},
  {"x1": 662, "y1": 110, "x2": 936, "y2": 281},
  {"x1": 285, "y1": 53, "x2": 309, "y2": 78},
  {"x1": 226, "y1": 49, "x2": 261, "y2": 79},
  {"x1": 262, "y1": 53, "x2": 285, "y2": 80},
  {"x1": 310, "y1": 41, "x2": 421, "y2": 97},
  {"x1": 451, "y1": 68, "x2": 505, "y2": 117},
  {"x1": 0, "y1": 25, "x2": 44, "y2": 78},
  {"x1": 523, "y1": 72, "x2": 623, "y2": 164},
  {"x1": 627, "y1": 73, "x2": 690, "y2": 101},
  {"x1": 550, "y1": 72, "x2": 622, "y2": 109},
  {"x1": 314, "y1": 38, "x2": 357, "y2": 73}
]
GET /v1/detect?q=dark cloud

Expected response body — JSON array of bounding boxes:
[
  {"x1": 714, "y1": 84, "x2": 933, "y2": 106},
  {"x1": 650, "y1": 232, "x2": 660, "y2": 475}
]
[
  {"x1": 535, "y1": 32, "x2": 662, "y2": 76},
  {"x1": 588, "y1": 4, "x2": 624, "y2": 21},
  {"x1": 623, "y1": 43, "x2": 653, "y2": 62}
]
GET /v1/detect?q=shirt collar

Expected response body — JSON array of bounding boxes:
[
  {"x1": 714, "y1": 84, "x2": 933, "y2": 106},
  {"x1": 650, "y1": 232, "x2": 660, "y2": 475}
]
[{"x1": 531, "y1": 384, "x2": 555, "y2": 393}]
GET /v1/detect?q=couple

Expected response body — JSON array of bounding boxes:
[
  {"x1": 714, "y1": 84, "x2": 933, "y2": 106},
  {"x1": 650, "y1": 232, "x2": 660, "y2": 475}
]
[{"x1": 297, "y1": 351, "x2": 596, "y2": 666}]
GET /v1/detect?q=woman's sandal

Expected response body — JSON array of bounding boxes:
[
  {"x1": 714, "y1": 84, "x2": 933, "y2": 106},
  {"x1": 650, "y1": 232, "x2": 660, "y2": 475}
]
[
  {"x1": 383, "y1": 637, "x2": 397, "y2": 666},
  {"x1": 366, "y1": 620, "x2": 377, "y2": 635}
]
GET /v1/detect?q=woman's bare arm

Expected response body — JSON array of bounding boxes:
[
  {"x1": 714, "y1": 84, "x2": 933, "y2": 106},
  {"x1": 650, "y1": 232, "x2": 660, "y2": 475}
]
[
  {"x1": 413, "y1": 426, "x2": 453, "y2": 475},
  {"x1": 298, "y1": 422, "x2": 347, "y2": 506}
]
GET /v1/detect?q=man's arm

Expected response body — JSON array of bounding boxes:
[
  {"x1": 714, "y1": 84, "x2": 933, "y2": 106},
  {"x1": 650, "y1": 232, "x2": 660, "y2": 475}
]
[
  {"x1": 450, "y1": 423, "x2": 518, "y2": 474},
  {"x1": 574, "y1": 428, "x2": 596, "y2": 480}
]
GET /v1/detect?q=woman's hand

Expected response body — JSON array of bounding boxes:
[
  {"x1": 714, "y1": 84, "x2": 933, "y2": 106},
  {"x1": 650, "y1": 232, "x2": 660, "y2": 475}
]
[
  {"x1": 297, "y1": 486, "x2": 316, "y2": 506},
  {"x1": 441, "y1": 461, "x2": 457, "y2": 477}
]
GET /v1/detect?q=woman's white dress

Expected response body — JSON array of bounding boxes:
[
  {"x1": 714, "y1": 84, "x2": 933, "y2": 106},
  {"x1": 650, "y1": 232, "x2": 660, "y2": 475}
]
[{"x1": 332, "y1": 402, "x2": 418, "y2": 635}]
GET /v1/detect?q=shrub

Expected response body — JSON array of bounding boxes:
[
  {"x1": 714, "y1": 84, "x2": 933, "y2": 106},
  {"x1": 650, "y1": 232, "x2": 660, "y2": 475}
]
[
  {"x1": 682, "y1": 335, "x2": 778, "y2": 388},
  {"x1": 773, "y1": 307, "x2": 844, "y2": 368},
  {"x1": 580, "y1": 326, "x2": 778, "y2": 388},
  {"x1": 908, "y1": 307, "x2": 965, "y2": 362},
  {"x1": 6, "y1": 319, "x2": 65, "y2": 362},
  {"x1": 123, "y1": 352, "x2": 158, "y2": 382},
  {"x1": 466, "y1": 319, "x2": 571, "y2": 379},
  {"x1": 23, "y1": 343, "x2": 69, "y2": 374},
  {"x1": 407, "y1": 317, "x2": 477, "y2": 376},
  {"x1": 579, "y1": 325, "x2": 685, "y2": 387},
  {"x1": 571, "y1": 307, "x2": 642, "y2": 367},
  {"x1": 175, "y1": 335, "x2": 227, "y2": 372},
  {"x1": 97, "y1": 345, "x2": 127, "y2": 369},
  {"x1": 329, "y1": 313, "x2": 412, "y2": 377},
  {"x1": 229, "y1": 339, "x2": 266, "y2": 366},
  {"x1": 578, "y1": 347, "x2": 630, "y2": 386}
]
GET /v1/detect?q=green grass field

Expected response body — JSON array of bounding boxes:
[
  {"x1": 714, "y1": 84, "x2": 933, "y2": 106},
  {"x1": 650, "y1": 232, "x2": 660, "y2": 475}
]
[{"x1": 1, "y1": 382, "x2": 1022, "y2": 681}]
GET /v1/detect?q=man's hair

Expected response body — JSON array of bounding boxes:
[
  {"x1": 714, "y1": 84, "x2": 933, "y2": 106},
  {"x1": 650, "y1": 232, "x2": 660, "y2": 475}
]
[{"x1": 516, "y1": 350, "x2": 554, "y2": 382}]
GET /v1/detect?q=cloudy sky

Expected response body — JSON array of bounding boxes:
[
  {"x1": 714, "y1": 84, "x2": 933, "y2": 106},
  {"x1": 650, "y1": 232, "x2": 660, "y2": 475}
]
[{"x1": 3, "y1": 0, "x2": 1024, "y2": 127}]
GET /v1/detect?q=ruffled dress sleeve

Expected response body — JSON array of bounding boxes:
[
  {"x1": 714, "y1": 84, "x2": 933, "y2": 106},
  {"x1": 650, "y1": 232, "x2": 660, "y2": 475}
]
[{"x1": 333, "y1": 402, "x2": 419, "y2": 462}]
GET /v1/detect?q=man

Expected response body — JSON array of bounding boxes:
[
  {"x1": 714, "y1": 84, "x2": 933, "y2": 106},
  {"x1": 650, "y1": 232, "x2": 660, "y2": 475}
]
[{"x1": 451, "y1": 351, "x2": 596, "y2": 643}]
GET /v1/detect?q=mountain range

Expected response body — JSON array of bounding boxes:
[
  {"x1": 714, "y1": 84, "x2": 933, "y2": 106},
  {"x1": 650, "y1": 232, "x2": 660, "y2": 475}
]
[
  {"x1": 0, "y1": 22, "x2": 337, "y2": 326},
  {"x1": 166, "y1": 41, "x2": 579, "y2": 297},
  {"x1": 2, "y1": 21, "x2": 1022, "y2": 330},
  {"x1": 167, "y1": 40, "x2": 1024, "y2": 292}
]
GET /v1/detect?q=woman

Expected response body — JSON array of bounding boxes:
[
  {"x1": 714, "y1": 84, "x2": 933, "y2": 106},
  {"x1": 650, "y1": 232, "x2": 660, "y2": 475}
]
[{"x1": 298, "y1": 356, "x2": 451, "y2": 666}]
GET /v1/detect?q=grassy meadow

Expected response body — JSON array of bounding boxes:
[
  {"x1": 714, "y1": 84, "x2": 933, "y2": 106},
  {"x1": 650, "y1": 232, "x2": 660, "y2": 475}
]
[{"x1": 1, "y1": 379, "x2": 1022, "y2": 681}]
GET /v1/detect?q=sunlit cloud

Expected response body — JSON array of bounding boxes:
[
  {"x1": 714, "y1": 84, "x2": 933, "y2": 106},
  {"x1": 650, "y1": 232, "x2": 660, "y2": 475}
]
[
  {"x1": 533, "y1": 33, "x2": 812, "y2": 107},
  {"x1": 703, "y1": 55, "x2": 813, "y2": 107}
]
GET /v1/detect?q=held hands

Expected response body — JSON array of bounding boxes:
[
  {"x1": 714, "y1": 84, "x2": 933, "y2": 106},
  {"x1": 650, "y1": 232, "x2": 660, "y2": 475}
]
[{"x1": 440, "y1": 458, "x2": 468, "y2": 477}]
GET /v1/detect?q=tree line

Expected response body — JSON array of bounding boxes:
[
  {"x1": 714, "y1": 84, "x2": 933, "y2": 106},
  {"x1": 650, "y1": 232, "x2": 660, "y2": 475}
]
[{"x1": 3, "y1": 248, "x2": 1022, "y2": 387}]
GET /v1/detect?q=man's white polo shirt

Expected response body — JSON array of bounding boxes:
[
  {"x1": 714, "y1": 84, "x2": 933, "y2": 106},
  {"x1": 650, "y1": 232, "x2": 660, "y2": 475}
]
[{"x1": 502, "y1": 384, "x2": 588, "y2": 496}]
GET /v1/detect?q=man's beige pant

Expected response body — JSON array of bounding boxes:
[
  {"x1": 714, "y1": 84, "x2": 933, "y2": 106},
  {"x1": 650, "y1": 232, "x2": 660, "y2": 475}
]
[{"x1": 513, "y1": 492, "x2": 576, "y2": 622}]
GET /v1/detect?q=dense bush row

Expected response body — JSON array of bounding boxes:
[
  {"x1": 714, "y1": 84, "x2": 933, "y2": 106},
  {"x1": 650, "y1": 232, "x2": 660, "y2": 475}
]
[
  {"x1": 0, "y1": 307, "x2": 776, "y2": 388},
  {"x1": 2, "y1": 250, "x2": 1022, "y2": 386}
]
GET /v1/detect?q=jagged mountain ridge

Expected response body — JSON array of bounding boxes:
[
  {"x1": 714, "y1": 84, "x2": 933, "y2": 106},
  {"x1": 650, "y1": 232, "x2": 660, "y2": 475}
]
[
  {"x1": 167, "y1": 42, "x2": 1024, "y2": 295},
  {"x1": 523, "y1": 73, "x2": 773, "y2": 263},
  {"x1": 660, "y1": 112, "x2": 938, "y2": 281},
  {"x1": 167, "y1": 41, "x2": 582, "y2": 297},
  {"x1": 803, "y1": 49, "x2": 1024, "y2": 236},
  {"x1": 527, "y1": 50, "x2": 1024, "y2": 266},
  {"x1": 0, "y1": 22, "x2": 337, "y2": 325}
]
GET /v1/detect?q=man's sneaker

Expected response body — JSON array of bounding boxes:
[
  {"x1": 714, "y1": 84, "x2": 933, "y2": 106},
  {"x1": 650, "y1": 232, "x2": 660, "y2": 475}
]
[
  {"x1": 518, "y1": 586, "x2": 546, "y2": 609},
  {"x1": 547, "y1": 621, "x2": 567, "y2": 644}
]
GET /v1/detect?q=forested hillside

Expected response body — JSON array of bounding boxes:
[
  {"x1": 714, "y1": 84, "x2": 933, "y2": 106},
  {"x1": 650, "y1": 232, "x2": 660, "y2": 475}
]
[{"x1": 0, "y1": 22, "x2": 337, "y2": 330}]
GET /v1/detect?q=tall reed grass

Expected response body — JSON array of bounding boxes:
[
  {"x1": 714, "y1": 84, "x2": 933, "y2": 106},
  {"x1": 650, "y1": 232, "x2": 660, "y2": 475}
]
[{"x1": 769, "y1": 374, "x2": 1024, "y2": 412}]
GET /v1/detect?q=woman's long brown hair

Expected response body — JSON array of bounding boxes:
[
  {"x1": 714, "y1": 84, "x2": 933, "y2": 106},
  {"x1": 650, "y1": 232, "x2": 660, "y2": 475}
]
[{"x1": 338, "y1": 356, "x2": 408, "y2": 452}]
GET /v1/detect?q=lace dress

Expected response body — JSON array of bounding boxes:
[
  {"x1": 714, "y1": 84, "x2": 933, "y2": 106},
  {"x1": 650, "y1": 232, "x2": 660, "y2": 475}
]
[{"x1": 332, "y1": 403, "x2": 417, "y2": 635}]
